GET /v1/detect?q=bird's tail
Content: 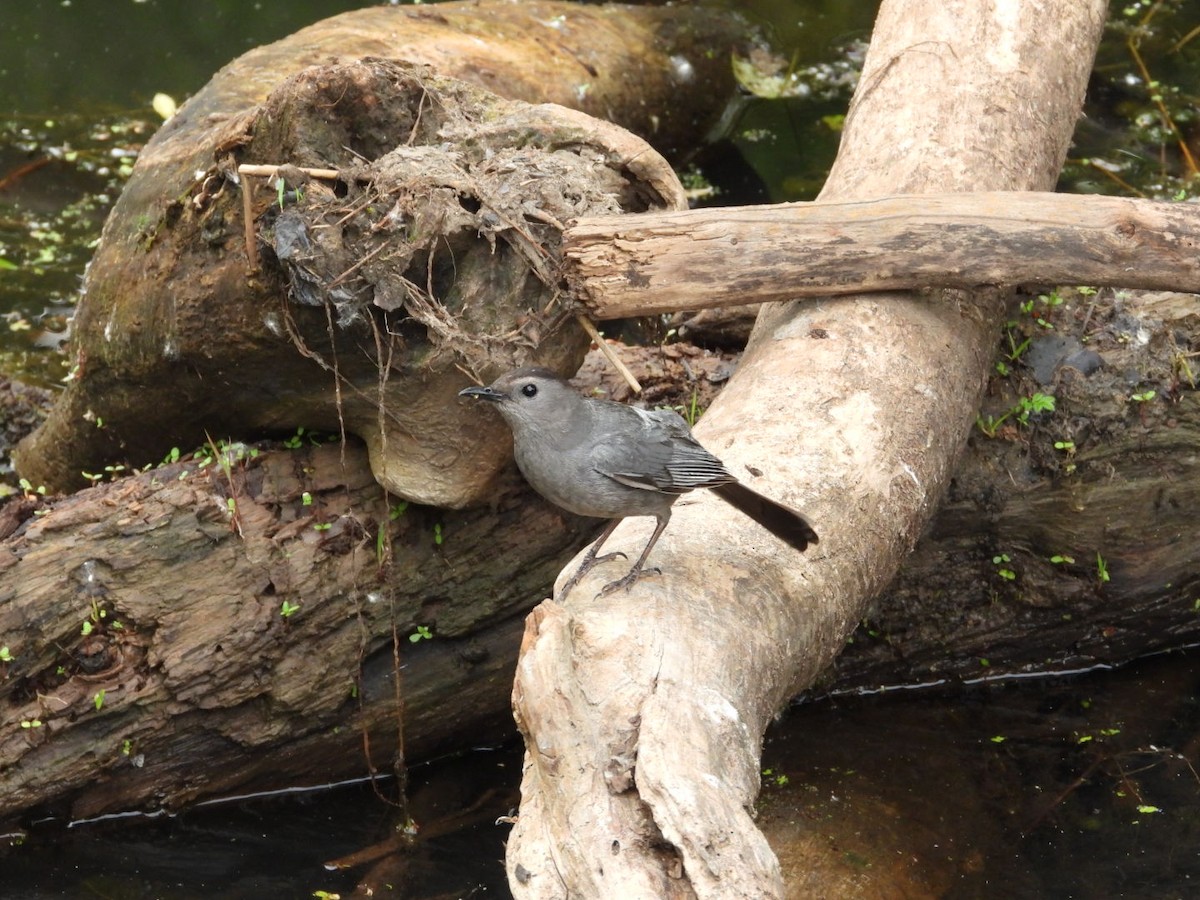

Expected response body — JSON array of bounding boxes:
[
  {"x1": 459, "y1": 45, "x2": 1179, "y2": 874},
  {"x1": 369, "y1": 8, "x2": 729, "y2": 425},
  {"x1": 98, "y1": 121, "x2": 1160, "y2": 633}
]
[{"x1": 711, "y1": 482, "x2": 818, "y2": 552}]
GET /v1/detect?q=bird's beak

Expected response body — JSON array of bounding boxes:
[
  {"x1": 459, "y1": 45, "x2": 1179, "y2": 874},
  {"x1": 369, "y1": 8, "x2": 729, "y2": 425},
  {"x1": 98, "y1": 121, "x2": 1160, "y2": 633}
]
[{"x1": 459, "y1": 384, "x2": 505, "y2": 403}]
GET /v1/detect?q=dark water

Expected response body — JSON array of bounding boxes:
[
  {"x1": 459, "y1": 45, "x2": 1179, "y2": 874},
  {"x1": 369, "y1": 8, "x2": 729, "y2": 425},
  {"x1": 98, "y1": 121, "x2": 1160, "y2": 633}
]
[
  {"x1": 4, "y1": 0, "x2": 1200, "y2": 896},
  {"x1": 767, "y1": 651, "x2": 1200, "y2": 899},
  {"x1": 7, "y1": 652, "x2": 1200, "y2": 898},
  {"x1": 0, "y1": 1, "x2": 368, "y2": 117},
  {"x1": 3, "y1": 744, "x2": 522, "y2": 898}
]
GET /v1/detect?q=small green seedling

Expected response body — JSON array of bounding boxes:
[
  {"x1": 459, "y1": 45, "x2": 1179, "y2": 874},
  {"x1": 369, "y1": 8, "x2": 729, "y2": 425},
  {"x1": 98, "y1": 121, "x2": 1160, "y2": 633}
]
[
  {"x1": 1024, "y1": 290, "x2": 1064, "y2": 328},
  {"x1": 18, "y1": 478, "x2": 46, "y2": 497},
  {"x1": 1054, "y1": 439, "x2": 1077, "y2": 473},
  {"x1": 1096, "y1": 552, "x2": 1110, "y2": 584},
  {"x1": 1019, "y1": 393, "x2": 1056, "y2": 421},
  {"x1": 1003, "y1": 323, "x2": 1032, "y2": 364},
  {"x1": 280, "y1": 600, "x2": 301, "y2": 618},
  {"x1": 1050, "y1": 554, "x2": 1075, "y2": 564},
  {"x1": 1130, "y1": 389, "x2": 1156, "y2": 403},
  {"x1": 761, "y1": 767, "x2": 790, "y2": 787},
  {"x1": 992, "y1": 554, "x2": 1016, "y2": 581},
  {"x1": 977, "y1": 393, "x2": 1056, "y2": 437},
  {"x1": 681, "y1": 390, "x2": 703, "y2": 427},
  {"x1": 409, "y1": 625, "x2": 433, "y2": 643}
]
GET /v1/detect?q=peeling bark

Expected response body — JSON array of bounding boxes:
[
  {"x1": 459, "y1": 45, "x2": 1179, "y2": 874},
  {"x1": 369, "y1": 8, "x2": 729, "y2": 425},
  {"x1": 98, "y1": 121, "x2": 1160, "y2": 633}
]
[{"x1": 0, "y1": 441, "x2": 589, "y2": 823}]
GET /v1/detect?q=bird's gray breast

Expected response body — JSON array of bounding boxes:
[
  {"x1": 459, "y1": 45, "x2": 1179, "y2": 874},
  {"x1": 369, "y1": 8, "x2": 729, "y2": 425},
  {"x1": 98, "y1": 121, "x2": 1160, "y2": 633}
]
[{"x1": 511, "y1": 403, "x2": 678, "y2": 519}]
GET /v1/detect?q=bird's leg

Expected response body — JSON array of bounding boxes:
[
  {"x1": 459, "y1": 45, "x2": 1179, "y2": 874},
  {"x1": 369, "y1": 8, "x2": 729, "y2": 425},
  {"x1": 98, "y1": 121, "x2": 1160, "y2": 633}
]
[
  {"x1": 557, "y1": 518, "x2": 625, "y2": 601},
  {"x1": 597, "y1": 513, "x2": 670, "y2": 598}
]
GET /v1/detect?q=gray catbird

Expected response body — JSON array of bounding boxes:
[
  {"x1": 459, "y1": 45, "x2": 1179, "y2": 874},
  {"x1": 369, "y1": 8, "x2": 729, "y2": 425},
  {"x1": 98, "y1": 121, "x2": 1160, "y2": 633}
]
[{"x1": 459, "y1": 367, "x2": 818, "y2": 598}]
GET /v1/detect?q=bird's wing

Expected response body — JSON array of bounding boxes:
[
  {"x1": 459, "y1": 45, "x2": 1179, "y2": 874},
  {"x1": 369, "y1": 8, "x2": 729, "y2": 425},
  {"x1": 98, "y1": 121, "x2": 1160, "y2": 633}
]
[{"x1": 593, "y1": 406, "x2": 734, "y2": 494}]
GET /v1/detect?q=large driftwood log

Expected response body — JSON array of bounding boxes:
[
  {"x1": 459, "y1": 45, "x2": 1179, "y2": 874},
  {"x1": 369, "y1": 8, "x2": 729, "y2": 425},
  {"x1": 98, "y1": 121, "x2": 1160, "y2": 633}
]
[
  {"x1": 506, "y1": 1, "x2": 1109, "y2": 897},
  {"x1": 563, "y1": 192, "x2": 1200, "y2": 319},
  {"x1": 12, "y1": 0, "x2": 746, "y2": 499},
  {"x1": 0, "y1": 440, "x2": 590, "y2": 823}
]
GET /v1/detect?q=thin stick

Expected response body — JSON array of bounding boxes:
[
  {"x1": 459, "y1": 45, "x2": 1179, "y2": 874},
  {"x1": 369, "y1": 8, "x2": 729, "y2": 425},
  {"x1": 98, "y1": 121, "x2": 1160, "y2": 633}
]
[
  {"x1": 237, "y1": 163, "x2": 341, "y2": 180},
  {"x1": 326, "y1": 242, "x2": 387, "y2": 290},
  {"x1": 575, "y1": 314, "x2": 641, "y2": 393},
  {"x1": 241, "y1": 174, "x2": 258, "y2": 272}
]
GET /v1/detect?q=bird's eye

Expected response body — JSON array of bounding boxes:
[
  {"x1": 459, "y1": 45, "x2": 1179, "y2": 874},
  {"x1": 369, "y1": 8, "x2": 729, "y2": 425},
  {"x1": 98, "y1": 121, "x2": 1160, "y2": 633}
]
[{"x1": 521, "y1": 383, "x2": 538, "y2": 398}]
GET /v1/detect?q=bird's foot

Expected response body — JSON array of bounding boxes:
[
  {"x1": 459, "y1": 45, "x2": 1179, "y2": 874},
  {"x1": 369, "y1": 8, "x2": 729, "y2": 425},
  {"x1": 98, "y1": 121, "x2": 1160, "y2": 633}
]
[
  {"x1": 555, "y1": 572, "x2": 582, "y2": 602},
  {"x1": 556, "y1": 552, "x2": 629, "y2": 601},
  {"x1": 596, "y1": 565, "x2": 661, "y2": 598}
]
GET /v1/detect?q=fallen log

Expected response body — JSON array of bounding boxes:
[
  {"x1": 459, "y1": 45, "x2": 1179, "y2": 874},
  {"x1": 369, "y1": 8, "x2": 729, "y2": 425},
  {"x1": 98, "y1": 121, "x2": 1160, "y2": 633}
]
[
  {"x1": 505, "y1": 1, "x2": 1110, "y2": 897},
  {"x1": 564, "y1": 192, "x2": 1200, "y2": 319},
  {"x1": 0, "y1": 439, "x2": 589, "y2": 823},
  {"x1": 828, "y1": 288, "x2": 1200, "y2": 692}
]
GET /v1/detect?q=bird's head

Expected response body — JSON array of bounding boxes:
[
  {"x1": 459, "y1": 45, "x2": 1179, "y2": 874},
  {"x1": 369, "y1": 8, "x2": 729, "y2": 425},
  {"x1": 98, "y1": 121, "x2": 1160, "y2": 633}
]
[{"x1": 458, "y1": 367, "x2": 581, "y2": 433}]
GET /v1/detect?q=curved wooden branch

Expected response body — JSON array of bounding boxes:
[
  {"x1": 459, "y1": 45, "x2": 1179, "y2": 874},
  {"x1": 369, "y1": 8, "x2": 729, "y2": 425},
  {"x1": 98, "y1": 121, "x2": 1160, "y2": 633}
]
[
  {"x1": 565, "y1": 192, "x2": 1200, "y2": 320},
  {"x1": 508, "y1": 1, "x2": 1110, "y2": 896}
]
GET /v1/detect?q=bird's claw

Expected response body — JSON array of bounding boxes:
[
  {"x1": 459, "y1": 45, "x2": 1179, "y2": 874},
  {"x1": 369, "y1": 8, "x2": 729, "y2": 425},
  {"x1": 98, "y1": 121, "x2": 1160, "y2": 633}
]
[
  {"x1": 595, "y1": 565, "x2": 661, "y2": 598},
  {"x1": 556, "y1": 554, "x2": 642, "y2": 601},
  {"x1": 594, "y1": 551, "x2": 628, "y2": 564}
]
